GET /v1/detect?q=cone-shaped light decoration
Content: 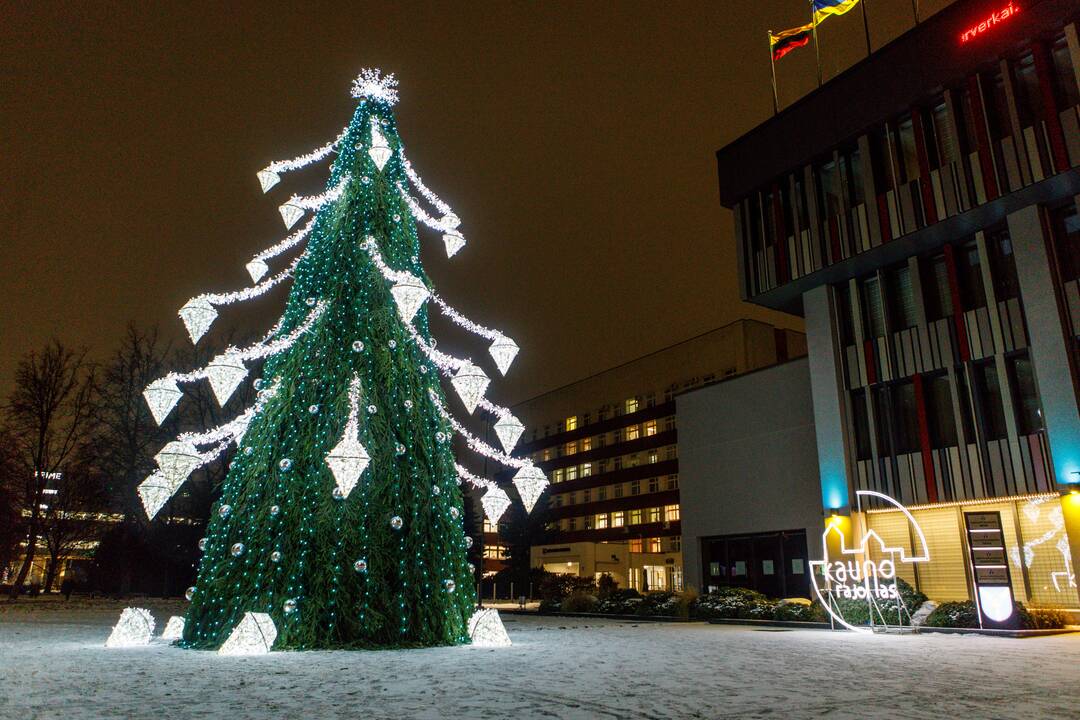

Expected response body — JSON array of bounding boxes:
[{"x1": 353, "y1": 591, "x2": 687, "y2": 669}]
[
  {"x1": 246, "y1": 259, "x2": 269, "y2": 283},
  {"x1": 442, "y1": 231, "x2": 466, "y2": 258},
  {"x1": 206, "y1": 353, "x2": 249, "y2": 406},
  {"x1": 154, "y1": 440, "x2": 202, "y2": 485},
  {"x1": 160, "y1": 616, "x2": 185, "y2": 641},
  {"x1": 325, "y1": 431, "x2": 370, "y2": 499},
  {"x1": 488, "y1": 334, "x2": 519, "y2": 376},
  {"x1": 512, "y1": 465, "x2": 548, "y2": 513},
  {"x1": 481, "y1": 486, "x2": 511, "y2": 523},
  {"x1": 390, "y1": 273, "x2": 430, "y2": 323},
  {"x1": 138, "y1": 471, "x2": 183, "y2": 521},
  {"x1": 143, "y1": 377, "x2": 183, "y2": 426},
  {"x1": 468, "y1": 608, "x2": 512, "y2": 647},
  {"x1": 368, "y1": 121, "x2": 392, "y2": 171},
  {"x1": 451, "y1": 362, "x2": 489, "y2": 415},
  {"x1": 493, "y1": 414, "x2": 525, "y2": 453},
  {"x1": 257, "y1": 169, "x2": 281, "y2": 193},
  {"x1": 278, "y1": 202, "x2": 305, "y2": 229},
  {"x1": 105, "y1": 608, "x2": 155, "y2": 648},
  {"x1": 219, "y1": 612, "x2": 277, "y2": 656},
  {"x1": 178, "y1": 297, "x2": 218, "y2": 345}
]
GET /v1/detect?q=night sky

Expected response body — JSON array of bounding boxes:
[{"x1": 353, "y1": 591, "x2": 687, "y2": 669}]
[{"x1": 2, "y1": 1, "x2": 952, "y2": 405}]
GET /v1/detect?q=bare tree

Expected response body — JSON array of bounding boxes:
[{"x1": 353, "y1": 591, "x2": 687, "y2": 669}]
[
  {"x1": 0, "y1": 430, "x2": 21, "y2": 583},
  {"x1": 4, "y1": 341, "x2": 95, "y2": 598},
  {"x1": 94, "y1": 324, "x2": 173, "y2": 523}
]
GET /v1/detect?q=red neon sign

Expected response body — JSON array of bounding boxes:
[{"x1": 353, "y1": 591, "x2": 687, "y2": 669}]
[{"x1": 960, "y1": 2, "x2": 1020, "y2": 44}]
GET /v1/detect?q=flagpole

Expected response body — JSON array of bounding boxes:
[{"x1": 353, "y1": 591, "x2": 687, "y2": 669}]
[
  {"x1": 861, "y1": 0, "x2": 872, "y2": 56},
  {"x1": 768, "y1": 31, "x2": 779, "y2": 116},
  {"x1": 810, "y1": 2, "x2": 822, "y2": 87}
]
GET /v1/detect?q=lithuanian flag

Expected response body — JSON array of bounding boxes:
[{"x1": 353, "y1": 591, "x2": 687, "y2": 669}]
[
  {"x1": 769, "y1": 23, "x2": 814, "y2": 60},
  {"x1": 813, "y1": 0, "x2": 861, "y2": 24}
]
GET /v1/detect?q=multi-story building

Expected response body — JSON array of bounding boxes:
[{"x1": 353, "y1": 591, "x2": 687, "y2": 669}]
[
  {"x1": 713, "y1": 0, "x2": 1080, "y2": 612},
  {"x1": 520, "y1": 319, "x2": 805, "y2": 592}
]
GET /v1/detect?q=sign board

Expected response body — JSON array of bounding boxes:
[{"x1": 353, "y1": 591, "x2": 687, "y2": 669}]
[{"x1": 963, "y1": 511, "x2": 1015, "y2": 626}]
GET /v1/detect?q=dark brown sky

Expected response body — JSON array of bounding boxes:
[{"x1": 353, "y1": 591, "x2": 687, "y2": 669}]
[{"x1": 2, "y1": 1, "x2": 952, "y2": 405}]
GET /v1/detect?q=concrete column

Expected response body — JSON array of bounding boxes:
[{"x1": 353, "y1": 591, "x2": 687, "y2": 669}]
[
  {"x1": 804, "y1": 285, "x2": 854, "y2": 513},
  {"x1": 1008, "y1": 204, "x2": 1080, "y2": 603}
]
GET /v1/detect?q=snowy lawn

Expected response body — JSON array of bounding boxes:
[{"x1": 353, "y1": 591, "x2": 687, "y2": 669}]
[{"x1": 2, "y1": 597, "x2": 1079, "y2": 719}]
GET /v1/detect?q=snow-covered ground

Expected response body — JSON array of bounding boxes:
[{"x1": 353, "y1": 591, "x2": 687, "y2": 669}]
[{"x1": 2, "y1": 597, "x2": 1079, "y2": 719}]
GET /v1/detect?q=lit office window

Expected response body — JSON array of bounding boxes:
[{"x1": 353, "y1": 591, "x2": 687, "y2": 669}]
[
  {"x1": 665, "y1": 505, "x2": 680, "y2": 522},
  {"x1": 565, "y1": 441, "x2": 577, "y2": 455},
  {"x1": 581, "y1": 463, "x2": 593, "y2": 477},
  {"x1": 647, "y1": 507, "x2": 661, "y2": 523},
  {"x1": 595, "y1": 514, "x2": 609, "y2": 529},
  {"x1": 612, "y1": 511, "x2": 625, "y2": 527},
  {"x1": 647, "y1": 538, "x2": 662, "y2": 553},
  {"x1": 625, "y1": 424, "x2": 640, "y2": 441},
  {"x1": 629, "y1": 509, "x2": 643, "y2": 525},
  {"x1": 581, "y1": 437, "x2": 593, "y2": 452},
  {"x1": 565, "y1": 416, "x2": 578, "y2": 431},
  {"x1": 552, "y1": 469, "x2": 564, "y2": 483},
  {"x1": 644, "y1": 420, "x2": 657, "y2": 436},
  {"x1": 629, "y1": 538, "x2": 643, "y2": 553},
  {"x1": 625, "y1": 398, "x2": 639, "y2": 414},
  {"x1": 566, "y1": 466, "x2": 578, "y2": 482}
]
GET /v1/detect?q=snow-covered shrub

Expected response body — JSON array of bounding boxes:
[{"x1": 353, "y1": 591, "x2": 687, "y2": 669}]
[
  {"x1": 561, "y1": 591, "x2": 598, "y2": 613},
  {"x1": 773, "y1": 601, "x2": 816, "y2": 622},
  {"x1": 692, "y1": 587, "x2": 767, "y2": 619},
  {"x1": 811, "y1": 578, "x2": 927, "y2": 626},
  {"x1": 926, "y1": 601, "x2": 1069, "y2": 629}
]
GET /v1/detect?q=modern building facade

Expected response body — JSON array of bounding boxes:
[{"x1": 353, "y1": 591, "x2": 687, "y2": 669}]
[
  {"x1": 678, "y1": 358, "x2": 823, "y2": 597},
  {"x1": 521, "y1": 320, "x2": 806, "y2": 592},
  {"x1": 716, "y1": 0, "x2": 1080, "y2": 611}
]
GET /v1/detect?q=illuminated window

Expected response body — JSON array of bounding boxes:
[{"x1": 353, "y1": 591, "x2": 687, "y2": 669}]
[
  {"x1": 552, "y1": 469, "x2": 564, "y2": 483},
  {"x1": 581, "y1": 463, "x2": 593, "y2": 477},
  {"x1": 644, "y1": 420, "x2": 657, "y2": 436},
  {"x1": 625, "y1": 398, "x2": 639, "y2": 414},
  {"x1": 543, "y1": 448, "x2": 553, "y2": 461},
  {"x1": 595, "y1": 514, "x2": 609, "y2": 529},
  {"x1": 612, "y1": 511, "x2": 625, "y2": 527},
  {"x1": 629, "y1": 509, "x2": 643, "y2": 525},
  {"x1": 565, "y1": 441, "x2": 577, "y2": 455},
  {"x1": 483, "y1": 544, "x2": 510, "y2": 560},
  {"x1": 630, "y1": 480, "x2": 640, "y2": 496},
  {"x1": 665, "y1": 505, "x2": 680, "y2": 521},
  {"x1": 566, "y1": 466, "x2": 578, "y2": 481},
  {"x1": 648, "y1": 451, "x2": 659, "y2": 464},
  {"x1": 648, "y1": 477, "x2": 659, "y2": 493},
  {"x1": 629, "y1": 538, "x2": 643, "y2": 553},
  {"x1": 625, "y1": 424, "x2": 640, "y2": 441},
  {"x1": 647, "y1": 507, "x2": 661, "y2": 523},
  {"x1": 581, "y1": 436, "x2": 593, "y2": 452},
  {"x1": 565, "y1": 416, "x2": 578, "y2": 431},
  {"x1": 647, "y1": 537, "x2": 662, "y2": 553}
]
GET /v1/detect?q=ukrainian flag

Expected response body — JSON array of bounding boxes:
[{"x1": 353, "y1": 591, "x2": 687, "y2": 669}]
[
  {"x1": 813, "y1": 0, "x2": 861, "y2": 24},
  {"x1": 769, "y1": 23, "x2": 815, "y2": 60}
]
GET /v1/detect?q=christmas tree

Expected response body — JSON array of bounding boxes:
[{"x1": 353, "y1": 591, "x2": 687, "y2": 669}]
[{"x1": 136, "y1": 70, "x2": 547, "y2": 650}]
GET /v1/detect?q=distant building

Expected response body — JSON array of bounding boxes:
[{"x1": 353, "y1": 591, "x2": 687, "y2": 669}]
[
  {"x1": 678, "y1": 358, "x2": 822, "y2": 597},
  {"x1": 713, "y1": 0, "x2": 1080, "y2": 611},
  {"x1": 516, "y1": 319, "x2": 805, "y2": 591}
]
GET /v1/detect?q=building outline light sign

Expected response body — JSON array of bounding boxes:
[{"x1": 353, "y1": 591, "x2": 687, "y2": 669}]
[
  {"x1": 959, "y1": 2, "x2": 1020, "y2": 44},
  {"x1": 809, "y1": 490, "x2": 930, "y2": 634}
]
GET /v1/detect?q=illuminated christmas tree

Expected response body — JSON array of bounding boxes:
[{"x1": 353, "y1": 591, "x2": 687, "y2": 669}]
[{"x1": 137, "y1": 70, "x2": 546, "y2": 650}]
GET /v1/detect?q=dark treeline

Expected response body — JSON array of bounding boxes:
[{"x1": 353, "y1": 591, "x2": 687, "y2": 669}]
[{"x1": 0, "y1": 324, "x2": 255, "y2": 599}]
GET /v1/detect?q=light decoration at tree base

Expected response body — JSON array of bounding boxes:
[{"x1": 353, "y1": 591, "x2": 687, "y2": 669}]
[
  {"x1": 218, "y1": 612, "x2": 277, "y2": 655},
  {"x1": 467, "y1": 608, "x2": 512, "y2": 647},
  {"x1": 160, "y1": 616, "x2": 186, "y2": 641},
  {"x1": 105, "y1": 608, "x2": 155, "y2": 648},
  {"x1": 324, "y1": 376, "x2": 371, "y2": 499}
]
